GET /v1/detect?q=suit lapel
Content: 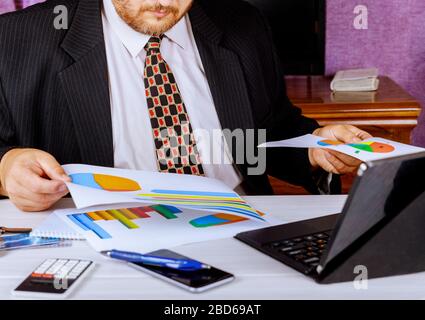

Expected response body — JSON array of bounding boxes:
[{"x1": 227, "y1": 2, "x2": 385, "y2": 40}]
[
  {"x1": 58, "y1": 0, "x2": 114, "y2": 167},
  {"x1": 189, "y1": 1, "x2": 255, "y2": 132}
]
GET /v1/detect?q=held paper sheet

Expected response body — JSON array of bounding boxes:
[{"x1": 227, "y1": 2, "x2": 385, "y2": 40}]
[{"x1": 259, "y1": 134, "x2": 425, "y2": 162}]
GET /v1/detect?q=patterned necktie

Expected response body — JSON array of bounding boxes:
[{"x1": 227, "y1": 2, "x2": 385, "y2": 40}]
[{"x1": 143, "y1": 36, "x2": 204, "y2": 175}]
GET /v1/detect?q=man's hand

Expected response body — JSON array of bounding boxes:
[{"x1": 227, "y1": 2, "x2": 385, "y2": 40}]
[
  {"x1": 309, "y1": 125, "x2": 372, "y2": 174},
  {"x1": 0, "y1": 149, "x2": 71, "y2": 212}
]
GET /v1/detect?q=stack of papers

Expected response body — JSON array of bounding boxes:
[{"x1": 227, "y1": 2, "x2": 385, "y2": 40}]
[
  {"x1": 46, "y1": 164, "x2": 277, "y2": 253},
  {"x1": 331, "y1": 68, "x2": 380, "y2": 92}
]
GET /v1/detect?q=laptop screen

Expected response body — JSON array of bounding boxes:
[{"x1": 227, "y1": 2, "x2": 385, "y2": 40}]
[{"x1": 321, "y1": 152, "x2": 425, "y2": 268}]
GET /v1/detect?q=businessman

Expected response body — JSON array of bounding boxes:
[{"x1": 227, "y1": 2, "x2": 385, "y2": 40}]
[{"x1": 0, "y1": 0, "x2": 370, "y2": 211}]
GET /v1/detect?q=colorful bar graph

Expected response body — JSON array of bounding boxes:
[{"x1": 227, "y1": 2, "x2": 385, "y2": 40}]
[
  {"x1": 107, "y1": 209, "x2": 139, "y2": 229},
  {"x1": 70, "y1": 214, "x2": 112, "y2": 239},
  {"x1": 67, "y1": 204, "x2": 233, "y2": 240}
]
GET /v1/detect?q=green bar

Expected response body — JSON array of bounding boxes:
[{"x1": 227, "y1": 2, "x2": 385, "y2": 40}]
[
  {"x1": 151, "y1": 205, "x2": 178, "y2": 219},
  {"x1": 108, "y1": 209, "x2": 139, "y2": 229}
]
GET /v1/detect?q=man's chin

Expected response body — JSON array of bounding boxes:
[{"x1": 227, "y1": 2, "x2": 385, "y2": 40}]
[{"x1": 143, "y1": 21, "x2": 178, "y2": 35}]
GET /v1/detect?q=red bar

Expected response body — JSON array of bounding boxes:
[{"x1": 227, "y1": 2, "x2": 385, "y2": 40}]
[{"x1": 128, "y1": 207, "x2": 151, "y2": 218}]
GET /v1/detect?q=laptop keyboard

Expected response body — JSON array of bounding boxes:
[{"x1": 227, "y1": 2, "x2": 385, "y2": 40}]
[{"x1": 266, "y1": 230, "x2": 332, "y2": 270}]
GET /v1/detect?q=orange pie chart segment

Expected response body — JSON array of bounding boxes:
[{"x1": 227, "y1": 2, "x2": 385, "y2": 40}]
[
  {"x1": 94, "y1": 174, "x2": 141, "y2": 192},
  {"x1": 70, "y1": 173, "x2": 141, "y2": 192}
]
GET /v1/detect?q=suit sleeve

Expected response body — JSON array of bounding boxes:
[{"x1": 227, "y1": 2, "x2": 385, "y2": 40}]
[
  {"x1": 254, "y1": 9, "x2": 340, "y2": 194},
  {"x1": 0, "y1": 75, "x2": 17, "y2": 161}
]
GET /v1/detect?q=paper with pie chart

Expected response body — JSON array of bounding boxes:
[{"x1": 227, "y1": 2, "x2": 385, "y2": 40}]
[
  {"x1": 259, "y1": 134, "x2": 425, "y2": 162},
  {"x1": 62, "y1": 164, "x2": 263, "y2": 221}
]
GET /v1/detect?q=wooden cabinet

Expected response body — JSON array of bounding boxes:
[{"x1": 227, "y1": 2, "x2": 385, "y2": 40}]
[{"x1": 270, "y1": 75, "x2": 422, "y2": 195}]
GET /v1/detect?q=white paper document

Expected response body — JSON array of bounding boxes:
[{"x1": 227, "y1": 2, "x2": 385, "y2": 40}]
[
  {"x1": 54, "y1": 202, "x2": 278, "y2": 253},
  {"x1": 63, "y1": 164, "x2": 262, "y2": 221},
  {"x1": 259, "y1": 134, "x2": 425, "y2": 162},
  {"x1": 54, "y1": 164, "x2": 275, "y2": 253}
]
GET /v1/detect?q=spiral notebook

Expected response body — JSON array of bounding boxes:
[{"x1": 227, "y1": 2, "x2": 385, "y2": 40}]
[{"x1": 30, "y1": 214, "x2": 85, "y2": 240}]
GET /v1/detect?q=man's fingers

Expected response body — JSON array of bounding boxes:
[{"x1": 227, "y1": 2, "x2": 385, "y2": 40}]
[
  {"x1": 313, "y1": 149, "x2": 340, "y2": 174},
  {"x1": 324, "y1": 151, "x2": 356, "y2": 174},
  {"x1": 327, "y1": 149, "x2": 362, "y2": 168},
  {"x1": 8, "y1": 176, "x2": 68, "y2": 202},
  {"x1": 332, "y1": 126, "x2": 363, "y2": 144},
  {"x1": 9, "y1": 194, "x2": 54, "y2": 212},
  {"x1": 36, "y1": 153, "x2": 70, "y2": 182},
  {"x1": 16, "y1": 169, "x2": 68, "y2": 194},
  {"x1": 327, "y1": 125, "x2": 372, "y2": 144},
  {"x1": 346, "y1": 125, "x2": 373, "y2": 140}
]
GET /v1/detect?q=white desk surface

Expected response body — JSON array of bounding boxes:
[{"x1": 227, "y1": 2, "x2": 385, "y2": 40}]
[{"x1": 1, "y1": 195, "x2": 424, "y2": 300}]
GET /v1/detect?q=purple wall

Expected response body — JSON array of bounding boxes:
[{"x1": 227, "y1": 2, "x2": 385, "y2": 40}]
[
  {"x1": 0, "y1": 1, "x2": 16, "y2": 13},
  {"x1": 326, "y1": 0, "x2": 425, "y2": 146},
  {"x1": 0, "y1": 0, "x2": 43, "y2": 14}
]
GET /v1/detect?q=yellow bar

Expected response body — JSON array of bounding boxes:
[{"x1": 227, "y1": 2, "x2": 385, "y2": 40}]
[
  {"x1": 87, "y1": 212, "x2": 102, "y2": 221},
  {"x1": 96, "y1": 210, "x2": 115, "y2": 221},
  {"x1": 108, "y1": 210, "x2": 139, "y2": 229},
  {"x1": 119, "y1": 208, "x2": 139, "y2": 220}
]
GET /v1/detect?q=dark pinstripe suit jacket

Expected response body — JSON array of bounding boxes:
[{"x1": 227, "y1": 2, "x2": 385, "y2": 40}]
[{"x1": 0, "y1": 0, "x2": 325, "y2": 195}]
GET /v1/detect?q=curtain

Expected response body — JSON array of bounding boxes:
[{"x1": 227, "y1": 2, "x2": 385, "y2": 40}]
[{"x1": 326, "y1": 0, "x2": 425, "y2": 146}]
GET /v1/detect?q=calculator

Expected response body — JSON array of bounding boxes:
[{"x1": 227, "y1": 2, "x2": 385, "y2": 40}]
[{"x1": 12, "y1": 258, "x2": 95, "y2": 298}]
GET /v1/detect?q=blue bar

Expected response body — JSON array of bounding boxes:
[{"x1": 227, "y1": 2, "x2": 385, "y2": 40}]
[
  {"x1": 73, "y1": 214, "x2": 112, "y2": 239},
  {"x1": 68, "y1": 214, "x2": 90, "y2": 231},
  {"x1": 151, "y1": 189, "x2": 237, "y2": 197},
  {"x1": 161, "y1": 205, "x2": 182, "y2": 213}
]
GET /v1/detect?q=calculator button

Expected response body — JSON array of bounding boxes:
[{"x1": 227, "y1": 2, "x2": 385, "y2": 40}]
[
  {"x1": 66, "y1": 272, "x2": 81, "y2": 280},
  {"x1": 34, "y1": 259, "x2": 57, "y2": 274},
  {"x1": 45, "y1": 260, "x2": 67, "y2": 275}
]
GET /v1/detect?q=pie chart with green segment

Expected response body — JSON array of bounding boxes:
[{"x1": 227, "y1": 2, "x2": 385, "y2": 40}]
[{"x1": 70, "y1": 173, "x2": 141, "y2": 192}]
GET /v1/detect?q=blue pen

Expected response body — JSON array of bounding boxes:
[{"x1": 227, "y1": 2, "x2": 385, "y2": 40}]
[{"x1": 101, "y1": 249, "x2": 211, "y2": 271}]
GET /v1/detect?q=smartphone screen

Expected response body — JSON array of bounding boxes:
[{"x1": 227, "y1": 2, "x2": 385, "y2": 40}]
[{"x1": 130, "y1": 249, "x2": 234, "y2": 291}]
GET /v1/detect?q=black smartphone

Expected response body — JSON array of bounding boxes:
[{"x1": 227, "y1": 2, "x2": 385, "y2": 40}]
[{"x1": 129, "y1": 249, "x2": 234, "y2": 293}]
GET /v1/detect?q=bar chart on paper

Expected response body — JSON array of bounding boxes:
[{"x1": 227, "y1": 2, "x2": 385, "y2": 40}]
[{"x1": 58, "y1": 204, "x2": 273, "y2": 252}]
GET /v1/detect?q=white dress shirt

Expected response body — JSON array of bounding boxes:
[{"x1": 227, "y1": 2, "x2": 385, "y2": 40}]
[{"x1": 101, "y1": 0, "x2": 242, "y2": 190}]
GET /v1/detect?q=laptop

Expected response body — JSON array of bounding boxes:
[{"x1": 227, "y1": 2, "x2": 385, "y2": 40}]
[{"x1": 236, "y1": 152, "x2": 425, "y2": 284}]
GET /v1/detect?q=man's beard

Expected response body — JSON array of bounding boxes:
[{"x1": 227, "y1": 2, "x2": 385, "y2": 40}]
[{"x1": 113, "y1": 2, "x2": 192, "y2": 36}]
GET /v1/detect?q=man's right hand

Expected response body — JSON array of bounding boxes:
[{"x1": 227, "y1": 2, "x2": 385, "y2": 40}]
[{"x1": 0, "y1": 149, "x2": 71, "y2": 212}]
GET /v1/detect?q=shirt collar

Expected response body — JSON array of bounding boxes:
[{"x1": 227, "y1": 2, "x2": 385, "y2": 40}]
[{"x1": 103, "y1": 0, "x2": 190, "y2": 58}]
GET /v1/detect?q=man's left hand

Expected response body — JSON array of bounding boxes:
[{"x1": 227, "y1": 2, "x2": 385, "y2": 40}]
[{"x1": 309, "y1": 125, "x2": 372, "y2": 174}]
